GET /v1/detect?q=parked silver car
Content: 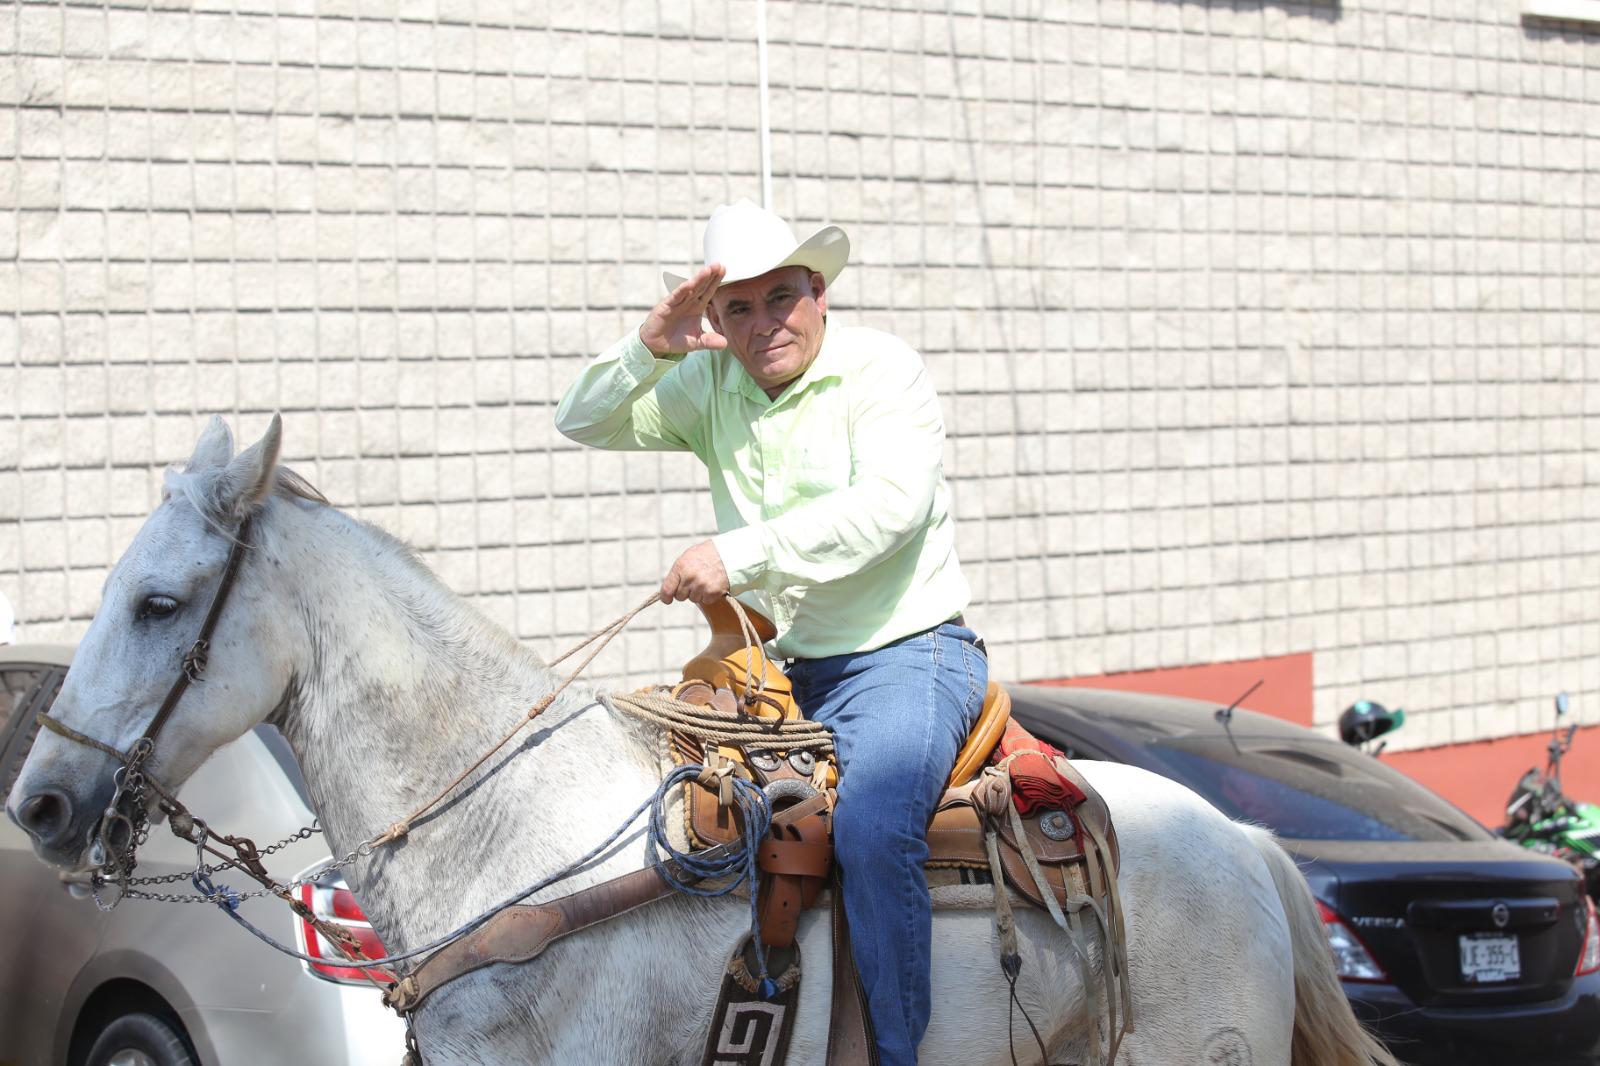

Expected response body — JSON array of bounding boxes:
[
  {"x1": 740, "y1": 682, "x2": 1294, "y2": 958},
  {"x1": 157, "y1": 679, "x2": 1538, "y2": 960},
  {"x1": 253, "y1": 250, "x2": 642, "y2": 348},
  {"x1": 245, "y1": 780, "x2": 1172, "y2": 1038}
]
[{"x1": 1, "y1": 644, "x2": 405, "y2": 1066}]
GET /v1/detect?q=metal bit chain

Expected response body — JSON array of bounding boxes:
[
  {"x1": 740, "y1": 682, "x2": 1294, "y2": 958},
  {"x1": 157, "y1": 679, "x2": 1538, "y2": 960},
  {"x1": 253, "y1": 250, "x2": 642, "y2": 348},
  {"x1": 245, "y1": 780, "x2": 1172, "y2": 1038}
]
[
  {"x1": 86, "y1": 760, "x2": 155, "y2": 903},
  {"x1": 90, "y1": 821, "x2": 350, "y2": 909}
]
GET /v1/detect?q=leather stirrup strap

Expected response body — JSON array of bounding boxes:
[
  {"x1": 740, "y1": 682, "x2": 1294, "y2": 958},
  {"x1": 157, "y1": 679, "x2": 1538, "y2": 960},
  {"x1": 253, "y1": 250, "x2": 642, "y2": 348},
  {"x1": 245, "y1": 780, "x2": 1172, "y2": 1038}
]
[
  {"x1": 1082, "y1": 815, "x2": 1133, "y2": 1059},
  {"x1": 826, "y1": 878, "x2": 879, "y2": 1066},
  {"x1": 757, "y1": 791, "x2": 832, "y2": 947}
]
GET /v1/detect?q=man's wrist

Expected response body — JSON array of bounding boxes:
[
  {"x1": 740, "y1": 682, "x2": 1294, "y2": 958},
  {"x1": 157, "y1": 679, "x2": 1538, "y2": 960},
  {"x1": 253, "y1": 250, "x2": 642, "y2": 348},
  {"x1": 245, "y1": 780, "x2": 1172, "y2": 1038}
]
[
  {"x1": 711, "y1": 526, "x2": 765, "y2": 592},
  {"x1": 626, "y1": 329, "x2": 677, "y2": 370}
]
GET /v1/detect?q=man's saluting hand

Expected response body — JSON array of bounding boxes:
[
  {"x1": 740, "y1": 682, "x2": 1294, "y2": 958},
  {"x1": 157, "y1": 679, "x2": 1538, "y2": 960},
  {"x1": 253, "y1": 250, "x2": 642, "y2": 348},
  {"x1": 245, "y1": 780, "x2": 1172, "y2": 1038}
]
[{"x1": 640, "y1": 264, "x2": 728, "y2": 356}]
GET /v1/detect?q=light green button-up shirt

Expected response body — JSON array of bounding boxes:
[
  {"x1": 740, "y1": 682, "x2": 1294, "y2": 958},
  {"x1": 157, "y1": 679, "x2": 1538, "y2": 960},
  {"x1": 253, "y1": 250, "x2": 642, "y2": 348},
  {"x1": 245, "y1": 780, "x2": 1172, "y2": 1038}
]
[{"x1": 554, "y1": 320, "x2": 969, "y2": 659}]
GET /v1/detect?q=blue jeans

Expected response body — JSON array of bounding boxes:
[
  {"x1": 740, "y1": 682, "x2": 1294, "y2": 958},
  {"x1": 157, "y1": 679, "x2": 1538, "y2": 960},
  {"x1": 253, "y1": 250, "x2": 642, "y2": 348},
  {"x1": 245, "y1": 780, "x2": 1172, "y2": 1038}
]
[{"x1": 787, "y1": 622, "x2": 988, "y2": 1066}]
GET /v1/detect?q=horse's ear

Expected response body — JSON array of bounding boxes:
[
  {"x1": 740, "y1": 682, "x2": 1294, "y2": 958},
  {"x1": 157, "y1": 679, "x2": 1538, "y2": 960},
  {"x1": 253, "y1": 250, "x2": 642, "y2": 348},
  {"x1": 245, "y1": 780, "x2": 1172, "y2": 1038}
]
[
  {"x1": 212, "y1": 414, "x2": 283, "y2": 522},
  {"x1": 186, "y1": 415, "x2": 235, "y2": 472}
]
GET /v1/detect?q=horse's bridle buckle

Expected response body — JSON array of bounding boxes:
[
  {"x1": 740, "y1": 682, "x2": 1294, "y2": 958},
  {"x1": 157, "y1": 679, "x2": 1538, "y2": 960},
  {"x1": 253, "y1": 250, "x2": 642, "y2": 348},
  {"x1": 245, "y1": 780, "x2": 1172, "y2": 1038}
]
[{"x1": 182, "y1": 639, "x2": 211, "y2": 682}]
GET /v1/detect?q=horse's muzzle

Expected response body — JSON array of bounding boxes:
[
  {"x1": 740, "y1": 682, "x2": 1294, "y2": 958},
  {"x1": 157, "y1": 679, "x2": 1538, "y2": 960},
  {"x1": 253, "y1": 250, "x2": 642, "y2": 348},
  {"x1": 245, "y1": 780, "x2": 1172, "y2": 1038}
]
[
  {"x1": 8, "y1": 782, "x2": 108, "y2": 869},
  {"x1": 11, "y1": 787, "x2": 77, "y2": 849}
]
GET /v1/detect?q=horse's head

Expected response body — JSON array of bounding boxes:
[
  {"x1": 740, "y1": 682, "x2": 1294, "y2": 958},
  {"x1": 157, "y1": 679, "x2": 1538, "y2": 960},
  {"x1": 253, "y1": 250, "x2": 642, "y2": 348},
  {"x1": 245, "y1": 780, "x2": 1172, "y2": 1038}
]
[{"x1": 6, "y1": 415, "x2": 303, "y2": 871}]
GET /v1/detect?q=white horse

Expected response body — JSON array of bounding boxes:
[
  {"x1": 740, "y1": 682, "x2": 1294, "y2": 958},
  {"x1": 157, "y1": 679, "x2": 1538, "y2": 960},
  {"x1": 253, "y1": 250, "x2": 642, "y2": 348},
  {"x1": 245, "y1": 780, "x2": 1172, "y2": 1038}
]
[{"x1": 8, "y1": 417, "x2": 1397, "y2": 1066}]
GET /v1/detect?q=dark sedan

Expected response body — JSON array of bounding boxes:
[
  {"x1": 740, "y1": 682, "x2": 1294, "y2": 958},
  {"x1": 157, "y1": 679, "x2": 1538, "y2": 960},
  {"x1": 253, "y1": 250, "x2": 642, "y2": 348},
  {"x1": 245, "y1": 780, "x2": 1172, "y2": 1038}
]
[{"x1": 1007, "y1": 684, "x2": 1600, "y2": 1066}]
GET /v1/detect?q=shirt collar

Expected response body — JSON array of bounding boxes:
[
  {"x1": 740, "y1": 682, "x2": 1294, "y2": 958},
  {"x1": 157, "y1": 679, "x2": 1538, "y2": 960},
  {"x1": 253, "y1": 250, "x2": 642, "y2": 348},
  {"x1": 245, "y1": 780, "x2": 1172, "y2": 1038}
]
[{"x1": 723, "y1": 321, "x2": 845, "y2": 407}]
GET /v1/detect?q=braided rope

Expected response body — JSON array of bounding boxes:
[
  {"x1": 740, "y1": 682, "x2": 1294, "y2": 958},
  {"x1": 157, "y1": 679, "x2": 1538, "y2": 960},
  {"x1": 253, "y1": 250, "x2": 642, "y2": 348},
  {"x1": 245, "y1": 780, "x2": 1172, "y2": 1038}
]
[
  {"x1": 645, "y1": 763, "x2": 781, "y2": 993},
  {"x1": 606, "y1": 689, "x2": 835, "y2": 754},
  {"x1": 370, "y1": 591, "x2": 664, "y2": 848}
]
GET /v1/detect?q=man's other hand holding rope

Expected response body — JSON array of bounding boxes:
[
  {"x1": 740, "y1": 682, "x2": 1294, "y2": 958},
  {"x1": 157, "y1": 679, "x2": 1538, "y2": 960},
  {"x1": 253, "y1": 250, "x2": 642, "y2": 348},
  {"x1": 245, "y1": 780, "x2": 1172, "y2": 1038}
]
[{"x1": 660, "y1": 540, "x2": 730, "y2": 606}]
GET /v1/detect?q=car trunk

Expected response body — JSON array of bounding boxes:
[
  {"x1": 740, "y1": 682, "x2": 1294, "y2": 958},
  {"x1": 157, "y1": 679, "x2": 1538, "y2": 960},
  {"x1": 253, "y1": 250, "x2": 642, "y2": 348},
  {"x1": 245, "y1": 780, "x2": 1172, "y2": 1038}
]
[{"x1": 1295, "y1": 840, "x2": 1588, "y2": 1007}]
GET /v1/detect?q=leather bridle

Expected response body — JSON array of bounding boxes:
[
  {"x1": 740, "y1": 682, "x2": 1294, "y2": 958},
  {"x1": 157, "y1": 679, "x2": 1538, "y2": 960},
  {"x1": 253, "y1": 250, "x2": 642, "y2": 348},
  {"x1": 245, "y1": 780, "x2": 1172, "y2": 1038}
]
[
  {"x1": 40, "y1": 515, "x2": 254, "y2": 770},
  {"x1": 36, "y1": 515, "x2": 258, "y2": 884},
  {"x1": 133, "y1": 514, "x2": 256, "y2": 761}
]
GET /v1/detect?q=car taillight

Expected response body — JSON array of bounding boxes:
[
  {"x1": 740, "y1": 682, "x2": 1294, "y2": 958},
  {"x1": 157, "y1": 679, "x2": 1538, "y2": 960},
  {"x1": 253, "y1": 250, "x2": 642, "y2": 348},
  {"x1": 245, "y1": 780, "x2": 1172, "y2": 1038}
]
[
  {"x1": 294, "y1": 872, "x2": 393, "y2": 986},
  {"x1": 1317, "y1": 900, "x2": 1388, "y2": 983},
  {"x1": 1577, "y1": 896, "x2": 1600, "y2": 977}
]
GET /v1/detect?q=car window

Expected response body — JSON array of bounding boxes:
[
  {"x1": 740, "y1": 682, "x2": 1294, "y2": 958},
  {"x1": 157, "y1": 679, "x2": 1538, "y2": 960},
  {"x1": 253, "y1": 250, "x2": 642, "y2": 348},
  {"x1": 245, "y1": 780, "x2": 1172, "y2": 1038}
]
[
  {"x1": 1141, "y1": 736, "x2": 1490, "y2": 843},
  {"x1": 1052, "y1": 736, "x2": 1113, "y2": 762},
  {"x1": 1, "y1": 669, "x2": 41, "y2": 725},
  {"x1": 1, "y1": 668, "x2": 64, "y2": 795}
]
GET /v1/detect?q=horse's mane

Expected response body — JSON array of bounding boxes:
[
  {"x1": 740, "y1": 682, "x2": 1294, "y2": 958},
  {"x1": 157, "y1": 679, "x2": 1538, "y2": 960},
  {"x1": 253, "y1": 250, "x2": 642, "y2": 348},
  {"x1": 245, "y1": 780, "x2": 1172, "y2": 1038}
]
[
  {"x1": 165, "y1": 460, "x2": 428, "y2": 576},
  {"x1": 270, "y1": 465, "x2": 329, "y2": 507}
]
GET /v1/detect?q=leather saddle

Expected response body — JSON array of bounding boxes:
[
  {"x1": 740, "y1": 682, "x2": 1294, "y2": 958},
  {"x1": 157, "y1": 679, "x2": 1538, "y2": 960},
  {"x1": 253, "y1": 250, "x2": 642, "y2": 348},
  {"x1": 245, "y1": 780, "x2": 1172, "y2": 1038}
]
[{"x1": 668, "y1": 599, "x2": 1121, "y2": 950}]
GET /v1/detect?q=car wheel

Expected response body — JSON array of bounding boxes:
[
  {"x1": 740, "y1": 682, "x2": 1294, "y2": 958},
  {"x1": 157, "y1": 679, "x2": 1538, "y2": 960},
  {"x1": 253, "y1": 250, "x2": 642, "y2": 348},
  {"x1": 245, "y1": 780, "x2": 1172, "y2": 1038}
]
[{"x1": 83, "y1": 1012, "x2": 196, "y2": 1066}]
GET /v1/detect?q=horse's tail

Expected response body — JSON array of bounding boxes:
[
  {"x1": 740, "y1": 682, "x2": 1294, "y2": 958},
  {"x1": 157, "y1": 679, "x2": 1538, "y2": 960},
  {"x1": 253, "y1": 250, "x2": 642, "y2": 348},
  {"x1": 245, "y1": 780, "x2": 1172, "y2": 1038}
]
[{"x1": 1241, "y1": 825, "x2": 1402, "y2": 1066}]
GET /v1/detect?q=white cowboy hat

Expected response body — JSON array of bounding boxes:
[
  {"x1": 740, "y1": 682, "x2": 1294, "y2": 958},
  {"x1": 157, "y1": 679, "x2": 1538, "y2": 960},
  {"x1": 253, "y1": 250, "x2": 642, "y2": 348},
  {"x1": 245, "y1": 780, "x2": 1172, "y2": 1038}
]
[{"x1": 663, "y1": 199, "x2": 849, "y2": 292}]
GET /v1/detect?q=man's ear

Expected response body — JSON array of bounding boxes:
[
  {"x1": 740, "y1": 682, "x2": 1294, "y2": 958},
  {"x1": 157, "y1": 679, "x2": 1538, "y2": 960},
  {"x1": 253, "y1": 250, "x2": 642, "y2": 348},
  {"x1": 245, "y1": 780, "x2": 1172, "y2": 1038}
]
[
  {"x1": 706, "y1": 301, "x2": 723, "y2": 334},
  {"x1": 810, "y1": 270, "x2": 827, "y2": 316}
]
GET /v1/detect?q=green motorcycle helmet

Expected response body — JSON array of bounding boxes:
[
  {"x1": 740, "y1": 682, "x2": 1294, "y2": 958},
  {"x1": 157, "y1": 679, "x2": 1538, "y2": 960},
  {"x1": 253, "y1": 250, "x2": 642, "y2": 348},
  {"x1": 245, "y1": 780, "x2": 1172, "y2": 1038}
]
[{"x1": 1339, "y1": 699, "x2": 1405, "y2": 746}]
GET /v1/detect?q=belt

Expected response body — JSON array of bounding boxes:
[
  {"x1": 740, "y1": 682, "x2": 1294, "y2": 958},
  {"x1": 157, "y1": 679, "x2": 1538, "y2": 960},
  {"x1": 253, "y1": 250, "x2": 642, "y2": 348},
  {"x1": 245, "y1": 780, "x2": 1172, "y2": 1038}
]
[
  {"x1": 946, "y1": 614, "x2": 986, "y2": 656},
  {"x1": 920, "y1": 614, "x2": 985, "y2": 655}
]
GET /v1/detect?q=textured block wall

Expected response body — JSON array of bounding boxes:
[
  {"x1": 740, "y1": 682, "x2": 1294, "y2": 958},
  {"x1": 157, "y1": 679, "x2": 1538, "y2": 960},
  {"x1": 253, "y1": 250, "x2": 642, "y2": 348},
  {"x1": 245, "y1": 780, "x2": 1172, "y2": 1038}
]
[{"x1": 2, "y1": 0, "x2": 1597, "y2": 751}]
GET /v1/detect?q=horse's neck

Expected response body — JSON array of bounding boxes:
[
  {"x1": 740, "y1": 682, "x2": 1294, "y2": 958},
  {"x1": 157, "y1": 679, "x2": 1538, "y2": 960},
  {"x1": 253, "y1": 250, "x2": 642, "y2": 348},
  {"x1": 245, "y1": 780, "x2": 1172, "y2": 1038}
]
[{"x1": 266, "y1": 503, "x2": 663, "y2": 951}]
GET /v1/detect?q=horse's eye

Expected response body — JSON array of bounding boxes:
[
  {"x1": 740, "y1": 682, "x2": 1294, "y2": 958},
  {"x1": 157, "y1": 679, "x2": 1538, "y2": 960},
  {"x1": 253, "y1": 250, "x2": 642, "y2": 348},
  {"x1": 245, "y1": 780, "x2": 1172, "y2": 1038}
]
[{"x1": 140, "y1": 595, "x2": 180, "y2": 619}]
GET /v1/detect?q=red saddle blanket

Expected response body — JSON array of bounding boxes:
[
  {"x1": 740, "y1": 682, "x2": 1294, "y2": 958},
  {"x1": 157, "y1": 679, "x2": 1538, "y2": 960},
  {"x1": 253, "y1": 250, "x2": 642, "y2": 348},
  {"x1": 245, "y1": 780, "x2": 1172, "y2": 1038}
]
[{"x1": 992, "y1": 718, "x2": 1087, "y2": 816}]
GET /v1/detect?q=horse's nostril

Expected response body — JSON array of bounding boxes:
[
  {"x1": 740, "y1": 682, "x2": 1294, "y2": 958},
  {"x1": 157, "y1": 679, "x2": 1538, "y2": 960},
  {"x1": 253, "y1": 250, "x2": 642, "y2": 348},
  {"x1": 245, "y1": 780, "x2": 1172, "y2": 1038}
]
[{"x1": 15, "y1": 789, "x2": 74, "y2": 848}]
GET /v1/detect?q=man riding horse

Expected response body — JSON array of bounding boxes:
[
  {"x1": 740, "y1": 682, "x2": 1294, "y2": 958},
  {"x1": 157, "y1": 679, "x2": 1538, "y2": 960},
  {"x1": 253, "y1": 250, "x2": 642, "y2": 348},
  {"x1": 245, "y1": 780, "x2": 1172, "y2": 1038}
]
[{"x1": 556, "y1": 199, "x2": 985, "y2": 1066}]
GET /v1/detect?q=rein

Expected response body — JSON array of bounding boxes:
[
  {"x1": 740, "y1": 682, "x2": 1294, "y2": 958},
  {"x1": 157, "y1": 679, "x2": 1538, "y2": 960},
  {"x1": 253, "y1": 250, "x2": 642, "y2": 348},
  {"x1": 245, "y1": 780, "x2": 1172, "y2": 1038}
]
[{"x1": 365, "y1": 590, "x2": 663, "y2": 850}]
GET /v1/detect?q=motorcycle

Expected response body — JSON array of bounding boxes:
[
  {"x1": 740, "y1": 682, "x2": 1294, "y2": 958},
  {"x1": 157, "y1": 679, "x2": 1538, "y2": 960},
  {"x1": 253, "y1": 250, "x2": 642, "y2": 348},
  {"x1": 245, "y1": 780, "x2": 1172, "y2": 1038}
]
[{"x1": 1501, "y1": 692, "x2": 1600, "y2": 902}]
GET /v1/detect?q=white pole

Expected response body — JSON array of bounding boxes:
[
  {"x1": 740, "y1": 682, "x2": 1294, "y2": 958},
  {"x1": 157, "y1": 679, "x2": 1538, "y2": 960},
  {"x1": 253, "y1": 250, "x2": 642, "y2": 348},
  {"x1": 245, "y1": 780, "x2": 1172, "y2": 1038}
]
[{"x1": 756, "y1": 0, "x2": 773, "y2": 208}]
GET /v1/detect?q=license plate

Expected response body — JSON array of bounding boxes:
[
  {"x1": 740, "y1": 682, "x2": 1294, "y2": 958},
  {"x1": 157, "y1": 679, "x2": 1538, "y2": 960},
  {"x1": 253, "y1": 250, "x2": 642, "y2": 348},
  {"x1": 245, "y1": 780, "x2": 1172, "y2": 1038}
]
[{"x1": 1460, "y1": 933, "x2": 1520, "y2": 983}]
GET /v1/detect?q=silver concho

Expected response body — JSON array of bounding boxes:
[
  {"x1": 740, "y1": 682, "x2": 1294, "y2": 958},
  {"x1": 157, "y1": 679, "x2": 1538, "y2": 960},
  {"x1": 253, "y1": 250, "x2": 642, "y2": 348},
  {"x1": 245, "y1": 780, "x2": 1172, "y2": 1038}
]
[
  {"x1": 1039, "y1": 810, "x2": 1075, "y2": 841},
  {"x1": 749, "y1": 751, "x2": 784, "y2": 774}
]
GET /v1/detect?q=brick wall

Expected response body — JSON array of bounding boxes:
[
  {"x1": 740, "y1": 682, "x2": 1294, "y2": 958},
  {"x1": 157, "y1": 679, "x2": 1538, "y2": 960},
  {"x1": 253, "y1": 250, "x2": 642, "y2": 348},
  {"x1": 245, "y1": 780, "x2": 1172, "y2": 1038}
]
[{"x1": 2, "y1": 0, "x2": 1597, "y2": 753}]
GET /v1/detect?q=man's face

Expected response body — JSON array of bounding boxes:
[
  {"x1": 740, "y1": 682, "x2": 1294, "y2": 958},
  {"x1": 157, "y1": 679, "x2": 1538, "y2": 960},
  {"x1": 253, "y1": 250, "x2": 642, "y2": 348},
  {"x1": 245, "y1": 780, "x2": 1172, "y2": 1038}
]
[{"x1": 708, "y1": 266, "x2": 828, "y2": 399}]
